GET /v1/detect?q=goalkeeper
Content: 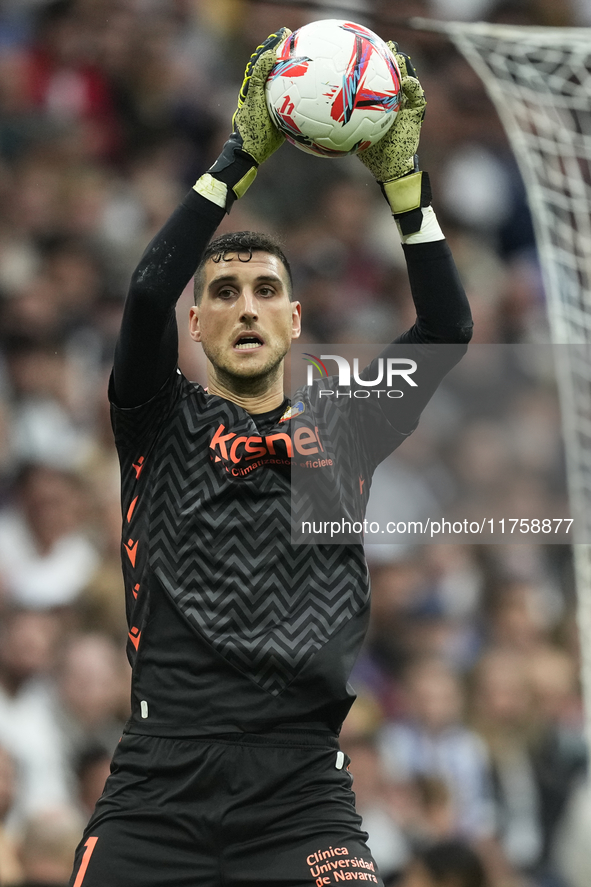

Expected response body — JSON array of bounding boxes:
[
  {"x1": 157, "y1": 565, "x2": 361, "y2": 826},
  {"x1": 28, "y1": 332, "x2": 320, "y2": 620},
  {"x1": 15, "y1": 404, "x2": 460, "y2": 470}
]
[{"x1": 69, "y1": 30, "x2": 472, "y2": 887}]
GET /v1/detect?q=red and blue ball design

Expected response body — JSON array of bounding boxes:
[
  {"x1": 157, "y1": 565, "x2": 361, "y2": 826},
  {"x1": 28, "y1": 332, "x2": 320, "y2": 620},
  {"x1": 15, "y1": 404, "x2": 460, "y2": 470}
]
[{"x1": 265, "y1": 20, "x2": 402, "y2": 157}]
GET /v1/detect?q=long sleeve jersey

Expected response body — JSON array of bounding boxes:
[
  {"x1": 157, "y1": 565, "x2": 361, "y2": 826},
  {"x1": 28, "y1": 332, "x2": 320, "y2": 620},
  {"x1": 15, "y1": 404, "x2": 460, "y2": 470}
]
[{"x1": 110, "y1": 190, "x2": 472, "y2": 738}]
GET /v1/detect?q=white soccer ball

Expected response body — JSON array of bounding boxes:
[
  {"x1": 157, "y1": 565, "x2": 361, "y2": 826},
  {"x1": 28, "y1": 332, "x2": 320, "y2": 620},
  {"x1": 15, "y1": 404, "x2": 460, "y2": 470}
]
[{"x1": 265, "y1": 19, "x2": 402, "y2": 158}]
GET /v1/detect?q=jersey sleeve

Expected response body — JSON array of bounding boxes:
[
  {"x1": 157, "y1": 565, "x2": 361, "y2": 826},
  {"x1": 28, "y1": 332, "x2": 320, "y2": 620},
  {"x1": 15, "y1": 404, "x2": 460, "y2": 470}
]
[
  {"x1": 354, "y1": 238, "x2": 472, "y2": 468},
  {"x1": 353, "y1": 341, "x2": 467, "y2": 469},
  {"x1": 111, "y1": 190, "x2": 225, "y2": 410},
  {"x1": 109, "y1": 368, "x2": 185, "y2": 452},
  {"x1": 395, "y1": 239, "x2": 473, "y2": 346}
]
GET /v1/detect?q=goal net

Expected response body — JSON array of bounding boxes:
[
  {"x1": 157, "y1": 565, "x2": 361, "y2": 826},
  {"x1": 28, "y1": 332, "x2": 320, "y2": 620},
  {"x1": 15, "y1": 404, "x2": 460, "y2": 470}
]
[{"x1": 411, "y1": 18, "x2": 591, "y2": 763}]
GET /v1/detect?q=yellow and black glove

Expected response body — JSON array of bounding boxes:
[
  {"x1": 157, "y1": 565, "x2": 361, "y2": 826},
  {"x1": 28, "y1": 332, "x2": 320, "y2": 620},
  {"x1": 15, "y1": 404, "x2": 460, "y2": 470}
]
[
  {"x1": 194, "y1": 29, "x2": 290, "y2": 212},
  {"x1": 232, "y1": 28, "x2": 291, "y2": 165},
  {"x1": 358, "y1": 46, "x2": 430, "y2": 235}
]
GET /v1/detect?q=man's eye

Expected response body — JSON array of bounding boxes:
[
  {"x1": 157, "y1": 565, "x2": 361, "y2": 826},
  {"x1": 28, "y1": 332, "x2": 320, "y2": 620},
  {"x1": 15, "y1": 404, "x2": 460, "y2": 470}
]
[
  {"x1": 217, "y1": 288, "x2": 235, "y2": 299},
  {"x1": 258, "y1": 286, "x2": 275, "y2": 297}
]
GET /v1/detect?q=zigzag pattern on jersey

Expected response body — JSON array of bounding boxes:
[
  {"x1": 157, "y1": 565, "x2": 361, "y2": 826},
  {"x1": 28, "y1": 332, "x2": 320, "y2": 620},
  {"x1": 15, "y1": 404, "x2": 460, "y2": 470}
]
[
  {"x1": 159, "y1": 540, "x2": 367, "y2": 695},
  {"x1": 118, "y1": 445, "x2": 154, "y2": 665},
  {"x1": 110, "y1": 370, "x2": 183, "y2": 666},
  {"x1": 143, "y1": 382, "x2": 369, "y2": 696},
  {"x1": 291, "y1": 384, "x2": 377, "y2": 543}
]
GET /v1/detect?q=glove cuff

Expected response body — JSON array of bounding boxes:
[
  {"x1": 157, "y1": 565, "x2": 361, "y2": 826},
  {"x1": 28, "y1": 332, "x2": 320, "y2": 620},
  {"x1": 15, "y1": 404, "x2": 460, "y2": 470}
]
[
  {"x1": 399, "y1": 206, "x2": 445, "y2": 244},
  {"x1": 381, "y1": 170, "x2": 432, "y2": 235},
  {"x1": 193, "y1": 174, "x2": 228, "y2": 209},
  {"x1": 200, "y1": 134, "x2": 259, "y2": 211}
]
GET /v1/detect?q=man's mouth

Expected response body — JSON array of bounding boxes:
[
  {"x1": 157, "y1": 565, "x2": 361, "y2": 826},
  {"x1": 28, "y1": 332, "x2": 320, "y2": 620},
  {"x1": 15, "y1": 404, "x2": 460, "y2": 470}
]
[{"x1": 233, "y1": 333, "x2": 264, "y2": 350}]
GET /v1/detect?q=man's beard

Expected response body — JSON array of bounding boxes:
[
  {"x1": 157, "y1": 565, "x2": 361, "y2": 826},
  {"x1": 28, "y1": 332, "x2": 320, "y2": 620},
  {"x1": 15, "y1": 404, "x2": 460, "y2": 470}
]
[{"x1": 203, "y1": 341, "x2": 286, "y2": 397}]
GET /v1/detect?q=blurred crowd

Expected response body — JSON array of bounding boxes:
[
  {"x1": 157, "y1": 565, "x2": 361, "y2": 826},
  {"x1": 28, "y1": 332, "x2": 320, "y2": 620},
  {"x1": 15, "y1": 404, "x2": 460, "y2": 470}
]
[
  {"x1": 0, "y1": 1, "x2": 588, "y2": 886},
  {"x1": 365, "y1": 345, "x2": 570, "y2": 547}
]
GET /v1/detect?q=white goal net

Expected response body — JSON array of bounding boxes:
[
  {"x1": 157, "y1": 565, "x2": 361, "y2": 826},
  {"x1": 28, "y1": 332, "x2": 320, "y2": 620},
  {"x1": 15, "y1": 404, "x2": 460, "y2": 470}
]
[{"x1": 412, "y1": 18, "x2": 591, "y2": 763}]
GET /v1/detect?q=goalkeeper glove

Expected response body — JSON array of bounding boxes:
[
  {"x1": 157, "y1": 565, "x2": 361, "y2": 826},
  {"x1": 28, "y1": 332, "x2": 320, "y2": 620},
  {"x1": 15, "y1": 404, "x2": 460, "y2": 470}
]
[
  {"x1": 358, "y1": 46, "x2": 432, "y2": 236},
  {"x1": 194, "y1": 29, "x2": 290, "y2": 212}
]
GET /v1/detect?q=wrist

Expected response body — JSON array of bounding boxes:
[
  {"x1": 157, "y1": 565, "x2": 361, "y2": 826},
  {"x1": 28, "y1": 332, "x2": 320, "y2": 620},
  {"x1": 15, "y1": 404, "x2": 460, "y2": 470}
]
[
  {"x1": 381, "y1": 170, "x2": 432, "y2": 235},
  {"x1": 193, "y1": 174, "x2": 228, "y2": 209},
  {"x1": 398, "y1": 206, "x2": 445, "y2": 244},
  {"x1": 194, "y1": 135, "x2": 258, "y2": 212}
]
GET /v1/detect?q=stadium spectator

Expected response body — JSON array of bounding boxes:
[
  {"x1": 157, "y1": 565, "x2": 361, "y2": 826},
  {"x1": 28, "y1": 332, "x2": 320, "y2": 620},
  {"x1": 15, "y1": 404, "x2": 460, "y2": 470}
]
[
  {"x1": 73, "y1": 743, "x2": 112, "y2": 821},
  {"x1": 0, "y1": 608, "x2": 69, "y2": 824},
  {"x1": 50, "y1": 632, "x2": 128, "y2": 794},
  {"x1": 469, "y1": 649, "x2": 544, "y2": 874},
  {"x1": 18, "y1": 806, "x2": 84, "y2": 887},
  {"x1": 18, "y1": 0, "x2": 122, "y2": 161},
  {"x1": 0, "y1": 463, "x2": 98, "y2": 608},
  {"x1": 379, "y1": 656, "x2": 494, "y2": 840},
  {"x1": 527, "y1": 647, "x2": 587, "y2": 876},
  {"x1": 487, "y1": 579, "x2": 562, "y2": 656},
  {"x1": 341, "y1": 732, "x2": 411, "y2": 882},
  {"x1": 409, "y1": 775, "x2": 458, "y2": 843},
  {"x1": 1, "y1": 337, "x2": 95, "y2": 471},
  {"x1": 394, "y1": 839, "x2": 488, "y2": 887}
]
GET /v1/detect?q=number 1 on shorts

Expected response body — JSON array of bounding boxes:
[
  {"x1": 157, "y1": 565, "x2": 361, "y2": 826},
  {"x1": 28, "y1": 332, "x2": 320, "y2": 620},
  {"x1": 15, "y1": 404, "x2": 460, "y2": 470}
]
[{"x1": 72, "y1": 836, "x2": 99, "y2": 887}]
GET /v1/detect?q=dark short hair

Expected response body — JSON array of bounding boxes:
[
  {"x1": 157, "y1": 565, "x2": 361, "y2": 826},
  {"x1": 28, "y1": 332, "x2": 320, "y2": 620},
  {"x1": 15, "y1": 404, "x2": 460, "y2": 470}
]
[
  {"x1": 416, "y1": 841, "x2": 487, "y2": 887},
  {"x1": 193, "y1": 231, "x2": 293, "y2": 304}
]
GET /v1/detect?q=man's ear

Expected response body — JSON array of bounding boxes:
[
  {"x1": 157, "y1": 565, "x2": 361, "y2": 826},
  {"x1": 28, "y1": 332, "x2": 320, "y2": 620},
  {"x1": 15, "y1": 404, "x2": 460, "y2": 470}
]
[
  {"x1": 291, "y1": 301, "x2": 302, "y2": 339},
  {"x1": 189, "y1": 305, "x2": 201, "y2": 342}
]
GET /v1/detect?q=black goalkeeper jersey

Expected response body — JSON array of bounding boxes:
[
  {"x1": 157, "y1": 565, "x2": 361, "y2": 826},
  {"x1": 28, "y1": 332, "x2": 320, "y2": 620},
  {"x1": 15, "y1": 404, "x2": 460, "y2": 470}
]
[
  {"x1": 112, "y1": 369, "x2": 373, "y2": 736},
  {"x1": 110, "y1": 188, "x2": 472, "y2": 739},
  {"x1": 111, "y1": 346, "x2": 464, "y2": 737}
]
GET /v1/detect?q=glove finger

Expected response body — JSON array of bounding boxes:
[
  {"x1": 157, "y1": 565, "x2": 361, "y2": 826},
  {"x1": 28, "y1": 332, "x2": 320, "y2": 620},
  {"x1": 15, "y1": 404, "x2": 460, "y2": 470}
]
[
  {"x1": 394, "y1": 49, "x2": 418, "y2": 80},
  {"x1": 233, "y1": 46, "x2": 286, "y2": 162},
  {"x1": 249, "y1": 47, "x2": 282, "y2": 88},
  {"x1": 388, "y1": 104, "x2": 423, "y2": 161},
  {"x1": 232, "y1": 48, "x2": 283, "y2": 131},
  {"x1": 238, "y1": 28, "x2": 292, "y2": 108},
  {"x1": 400, "y1": 75, "x2": 426, "y2": 111}
]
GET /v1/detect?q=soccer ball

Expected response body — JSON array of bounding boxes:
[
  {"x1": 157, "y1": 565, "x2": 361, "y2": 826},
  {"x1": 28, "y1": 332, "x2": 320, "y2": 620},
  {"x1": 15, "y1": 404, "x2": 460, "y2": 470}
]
[{"x1": 265, "y1": 19, "x2": 402, "y2": 158}]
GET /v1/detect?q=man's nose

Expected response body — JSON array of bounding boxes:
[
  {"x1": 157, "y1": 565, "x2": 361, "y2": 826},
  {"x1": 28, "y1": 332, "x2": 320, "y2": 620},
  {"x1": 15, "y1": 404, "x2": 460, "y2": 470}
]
[{"x1": 239, "y1": 290, "x2": 258, "y2": 321}]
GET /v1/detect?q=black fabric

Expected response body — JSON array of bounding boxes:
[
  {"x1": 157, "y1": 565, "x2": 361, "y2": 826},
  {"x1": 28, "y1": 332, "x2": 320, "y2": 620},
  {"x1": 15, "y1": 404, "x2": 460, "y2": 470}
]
[
  {"x1": 98, "y1": 194, "x2": 471, "y2": 886},
  {"x1": 399, "y1": 239, "x2": 473, "y2": 344},
  {"x1": 111, "y1": 344, "x2": 466, "y2": 725},
  {"x1": 124, "y1": 568, "x2": 370, "y2": 735},
  {"x1": 251, "y1": 397, "x2": 289, "y2": 433},
  {"x1": 109, "y1": 193, "x2": 472, "y2": 729},
  {"x1": 207, "y1": 136, "x2": 258, "y2": 191},
  {"x1": 111, "y1": 371, "x2": 374, "y2": 712},
  {"x1": 112, "y1": 189, "x2": 224, "y2": 409},
  {"x1": 69, "y1": 732, "x2": 383, "y2": 887}
]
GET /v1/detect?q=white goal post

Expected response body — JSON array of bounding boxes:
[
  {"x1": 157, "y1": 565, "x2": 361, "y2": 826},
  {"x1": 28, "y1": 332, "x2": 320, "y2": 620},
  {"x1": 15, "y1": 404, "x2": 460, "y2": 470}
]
[{"x1": 410, "y1": 18, "x2": 591, "y2": 766}]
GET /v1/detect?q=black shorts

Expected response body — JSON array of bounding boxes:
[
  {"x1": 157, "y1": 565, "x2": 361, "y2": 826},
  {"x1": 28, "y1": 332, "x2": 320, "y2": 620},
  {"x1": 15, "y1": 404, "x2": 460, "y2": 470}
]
[{"x1": 69, "y1": 730, "x2": 383, "y2": 887}]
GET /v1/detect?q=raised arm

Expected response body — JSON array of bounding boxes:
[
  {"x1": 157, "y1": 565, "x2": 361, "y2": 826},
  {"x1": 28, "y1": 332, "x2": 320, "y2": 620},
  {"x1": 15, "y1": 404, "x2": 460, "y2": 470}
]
[
  {"x1": 111, "y1": 29, "x2": 291, "y2": 408},
  {"x1": 111, "y1": 196, "x2": 224, "y2": 408},
  {"x1": 358, "y1": 46, "x2": 473, "y2": 347},
  {"x1": 355, "y1": 47, "x2": 472, "y2": 446},
  {"x1": 396, "y1": 239, "x2": 472, "y2": 346}
]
